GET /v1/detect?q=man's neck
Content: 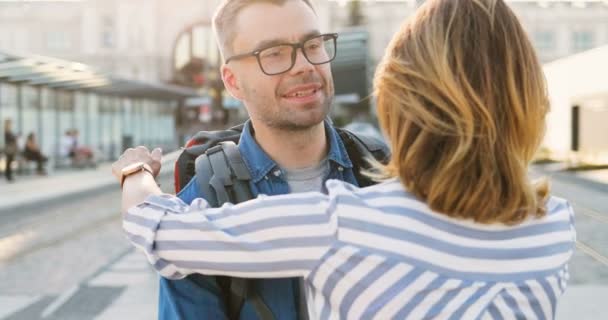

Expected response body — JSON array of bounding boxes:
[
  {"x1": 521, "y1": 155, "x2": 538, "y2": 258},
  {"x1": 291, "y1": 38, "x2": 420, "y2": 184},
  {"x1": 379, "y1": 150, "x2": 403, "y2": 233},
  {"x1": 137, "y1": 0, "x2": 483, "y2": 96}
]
[{"x1": 251, "y1": 121, "x2": 328, "y2": 170}]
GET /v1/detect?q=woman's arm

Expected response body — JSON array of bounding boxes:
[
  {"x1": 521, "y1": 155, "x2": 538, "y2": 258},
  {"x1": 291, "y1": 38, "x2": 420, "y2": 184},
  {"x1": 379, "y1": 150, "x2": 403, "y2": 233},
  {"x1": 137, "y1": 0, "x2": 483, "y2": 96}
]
[
  {"x1": 114, "y1": 146, "x2": 338, "y2": 280},
  {"x1": 121, "y1": 173, "x2": 338, "y2": 280},
  {"x1": 120, "y1": 169, "x2": 163, "y2": 213}
]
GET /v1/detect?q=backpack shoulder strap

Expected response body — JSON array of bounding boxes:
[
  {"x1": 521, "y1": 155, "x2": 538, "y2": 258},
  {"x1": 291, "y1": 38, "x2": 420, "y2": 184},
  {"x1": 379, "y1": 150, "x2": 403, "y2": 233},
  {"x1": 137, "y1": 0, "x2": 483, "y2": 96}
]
[
  {"x1": 336, "y1": 127, "x2": 391, "y2": 187},
  {"x1": 228, "y1": 278, "x2": 275, "y2": 320},
  {"x1": 192, "y1": 141, "x2": 274, "y2": 320},
  {"x1": 174, "y1": 124, "x2": 245, "y2": 193},
  {"x1": 337, "y1": 127, "x2": 390, "y2": 159},
  {"x1": 193, "y1": 141, "x2": 253, "y2": 207}
]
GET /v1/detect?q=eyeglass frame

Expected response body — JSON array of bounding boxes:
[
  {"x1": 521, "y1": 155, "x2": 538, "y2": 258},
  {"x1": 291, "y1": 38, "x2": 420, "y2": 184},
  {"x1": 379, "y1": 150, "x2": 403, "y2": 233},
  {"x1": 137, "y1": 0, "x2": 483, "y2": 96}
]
[{"x1": 224, "y1": 33, "x2": 339, "y2": 76}]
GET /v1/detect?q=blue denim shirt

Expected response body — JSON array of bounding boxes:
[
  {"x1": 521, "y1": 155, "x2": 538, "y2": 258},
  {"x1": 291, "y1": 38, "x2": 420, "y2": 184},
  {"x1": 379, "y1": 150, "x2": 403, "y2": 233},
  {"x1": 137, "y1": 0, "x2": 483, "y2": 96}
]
[{"x1": 159, "y1": 120, "x2": 360, "y2": 320}]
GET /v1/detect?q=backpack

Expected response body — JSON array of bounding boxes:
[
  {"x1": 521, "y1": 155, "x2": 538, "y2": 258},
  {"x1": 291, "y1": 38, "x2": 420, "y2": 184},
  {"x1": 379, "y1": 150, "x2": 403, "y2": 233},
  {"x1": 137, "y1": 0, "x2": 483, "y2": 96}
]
[{"x1": 173, "y1": 123, "x2": 390, "y2": 320}]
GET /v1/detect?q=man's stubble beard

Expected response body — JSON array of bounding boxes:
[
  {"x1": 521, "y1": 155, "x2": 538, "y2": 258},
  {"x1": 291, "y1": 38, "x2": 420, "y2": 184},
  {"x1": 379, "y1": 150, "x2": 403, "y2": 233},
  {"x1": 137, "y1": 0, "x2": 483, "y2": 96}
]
[
  {"x1": 246, "y1": 85, "x2": 334, "y2": 132},
  {"x1": 270, "y1": 93, "x2": 333, "y2": 131}
]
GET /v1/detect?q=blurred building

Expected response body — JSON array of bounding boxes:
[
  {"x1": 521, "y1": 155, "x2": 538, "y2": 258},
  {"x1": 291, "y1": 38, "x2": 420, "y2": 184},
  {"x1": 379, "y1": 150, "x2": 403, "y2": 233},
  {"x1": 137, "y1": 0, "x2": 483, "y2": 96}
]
[
  {"x1": 0, "y1": 51, "x2": 200, "y2": 167},
  {"x1": 0, "y1": 0, "x2": 234, "y2": 143},
  {"x1": 1, "y1": 0, "x2": 606, "y2": 86},
  {"x1": 511, "y1": 0, "x2": 608, "y2": 63},
  {"x1": 543, "y1": 44, "x2": 608, "y2": 164},
  {"x1": 0, "y1": 0, "x2": 227, "y2": 84},
  {"x1": 2, "y1": 0, "x2": 607, "y2": 137},
  {"x1": 323, "y1": 0, "x2": 608, "y2": 65}
]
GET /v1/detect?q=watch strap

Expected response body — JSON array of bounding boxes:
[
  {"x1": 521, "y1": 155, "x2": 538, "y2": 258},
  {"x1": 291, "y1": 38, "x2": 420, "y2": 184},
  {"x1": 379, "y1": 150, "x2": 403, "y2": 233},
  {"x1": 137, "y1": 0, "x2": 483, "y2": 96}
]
[{"x1": 121, "y1": 163, "x2": 153, "y2": 188}]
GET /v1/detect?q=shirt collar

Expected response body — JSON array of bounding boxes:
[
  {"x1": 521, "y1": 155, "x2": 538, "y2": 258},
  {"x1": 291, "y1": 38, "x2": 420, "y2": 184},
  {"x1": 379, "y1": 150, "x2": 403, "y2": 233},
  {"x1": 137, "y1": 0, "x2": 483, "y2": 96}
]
[
  {"x1": 324, "y1": 121, "x2": 353, "y2": 170},
  {"x1": 238, "y1": 120, "x2": 353, "y2": 183}
]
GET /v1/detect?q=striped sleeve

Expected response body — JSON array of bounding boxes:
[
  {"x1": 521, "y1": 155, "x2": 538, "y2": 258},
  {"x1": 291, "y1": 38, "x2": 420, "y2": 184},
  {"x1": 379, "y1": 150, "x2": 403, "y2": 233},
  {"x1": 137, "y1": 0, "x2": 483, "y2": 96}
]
[{"x1": 123, "y1": 192, "x2": 338, "y2": 280}]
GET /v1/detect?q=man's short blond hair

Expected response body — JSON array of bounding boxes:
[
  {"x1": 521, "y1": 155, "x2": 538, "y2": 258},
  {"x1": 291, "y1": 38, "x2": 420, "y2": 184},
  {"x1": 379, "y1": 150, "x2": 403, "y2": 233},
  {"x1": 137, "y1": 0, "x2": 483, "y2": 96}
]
[{"x1": 212, "y1": 0, "x2": 316, "y2": 60}]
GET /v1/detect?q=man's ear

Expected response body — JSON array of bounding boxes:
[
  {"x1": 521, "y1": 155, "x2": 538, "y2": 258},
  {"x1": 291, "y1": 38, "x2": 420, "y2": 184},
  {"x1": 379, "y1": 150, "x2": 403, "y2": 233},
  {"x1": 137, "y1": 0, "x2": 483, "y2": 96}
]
[{"x1": 221, "y1": 65, "x2": 244, "y2": 101}]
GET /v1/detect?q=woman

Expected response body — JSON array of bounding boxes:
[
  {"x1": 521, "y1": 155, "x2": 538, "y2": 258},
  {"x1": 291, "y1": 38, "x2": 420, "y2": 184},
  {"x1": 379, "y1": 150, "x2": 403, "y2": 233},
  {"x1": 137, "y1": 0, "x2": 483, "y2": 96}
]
[
  {"x1": 3, "y1": 119, "x2": 18, "y2": 182},
  {"x1": 23, "y1": 132, "x2": 48, "y2": 175},
  {"x1": 116, "y1": 0, "x2": 575, "y2": 318}
]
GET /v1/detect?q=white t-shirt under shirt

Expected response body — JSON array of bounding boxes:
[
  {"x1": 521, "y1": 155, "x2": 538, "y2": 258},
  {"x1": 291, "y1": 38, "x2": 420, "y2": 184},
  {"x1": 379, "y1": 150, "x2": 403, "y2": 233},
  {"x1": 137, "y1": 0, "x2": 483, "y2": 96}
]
[{"x1": 282, "y1": 158, "x2": 331, "y2": 194}]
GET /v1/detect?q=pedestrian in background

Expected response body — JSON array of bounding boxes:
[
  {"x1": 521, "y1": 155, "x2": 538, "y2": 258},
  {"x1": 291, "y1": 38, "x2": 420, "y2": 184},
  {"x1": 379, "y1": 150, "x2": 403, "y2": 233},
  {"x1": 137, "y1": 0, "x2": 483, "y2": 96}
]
[
  {"x1": 115, "y1": 0, "x2": 576, "y2": 318},
  {"x1": 3, "y1": 118, "x2": 18, "y2": 182}
]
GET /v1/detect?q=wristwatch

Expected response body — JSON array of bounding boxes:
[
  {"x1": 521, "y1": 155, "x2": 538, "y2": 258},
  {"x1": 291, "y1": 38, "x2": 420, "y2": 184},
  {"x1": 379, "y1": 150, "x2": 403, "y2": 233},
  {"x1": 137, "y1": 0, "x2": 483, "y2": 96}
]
[{"x1": 120, "y1": 162, "x2": 153, "y2": 188}]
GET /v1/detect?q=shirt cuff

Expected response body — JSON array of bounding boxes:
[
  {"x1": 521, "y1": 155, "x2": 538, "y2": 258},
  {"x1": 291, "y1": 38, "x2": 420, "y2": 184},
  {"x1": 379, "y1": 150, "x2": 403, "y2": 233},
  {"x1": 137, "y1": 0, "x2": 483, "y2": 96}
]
[
  {"x1": 124, "y1": 195, "x2": 189, "y2": 280},
  {"x1": 142, "y1": 194, "x2": 191, "y2": 214}
]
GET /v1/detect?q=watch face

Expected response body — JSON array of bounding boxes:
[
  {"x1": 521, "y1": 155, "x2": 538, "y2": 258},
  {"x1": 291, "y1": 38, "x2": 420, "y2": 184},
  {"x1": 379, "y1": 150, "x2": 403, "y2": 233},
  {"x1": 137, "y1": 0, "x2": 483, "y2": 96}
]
[{"x1": 120, "y1": 162, "x2": 149, "y2": 188}]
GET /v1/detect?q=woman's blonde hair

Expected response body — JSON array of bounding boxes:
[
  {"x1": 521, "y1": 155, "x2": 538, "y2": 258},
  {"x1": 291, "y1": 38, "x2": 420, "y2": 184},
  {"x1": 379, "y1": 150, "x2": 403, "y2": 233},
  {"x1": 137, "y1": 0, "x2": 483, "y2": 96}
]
[{"x1": 374, "y1": 0, "x2": 549, "y2": 224}]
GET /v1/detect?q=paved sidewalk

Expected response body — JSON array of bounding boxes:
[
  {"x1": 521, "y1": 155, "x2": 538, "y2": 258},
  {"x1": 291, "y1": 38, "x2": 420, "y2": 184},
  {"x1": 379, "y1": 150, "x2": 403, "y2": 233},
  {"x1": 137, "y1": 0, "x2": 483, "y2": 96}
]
[
  {"x1": 0, "y1": 248, "x2": 158, "y2": 320},
  {"x1": 532, "y1": 162, "x2": 608, "y2": 193},
  {"x1": 90, "y1": 249, "x2": 158, "y2": 320},
  {"x1": 573, "y1": 168, "x2": 608, "y2": 188},
  {"x1": 0, "y1": 164, "x2": 117, "y2": 214},
  {"x1": 533, "y1": 163, "x2": 608, "y2": 319},
  {"x1": 0, "y1": 147, "x2": 178, "y2": 319},
  {"x1": 0, "y1": 151, "x2": 180, "y2": 214}
]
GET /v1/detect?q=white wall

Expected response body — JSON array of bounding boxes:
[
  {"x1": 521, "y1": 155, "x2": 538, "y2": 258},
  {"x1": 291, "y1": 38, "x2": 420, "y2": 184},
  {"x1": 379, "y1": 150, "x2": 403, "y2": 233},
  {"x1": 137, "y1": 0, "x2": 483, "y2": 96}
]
[
  {"x1": 580, "y1": 104, "x2": 608, "y2": 156},
  {"x1": 543, "y1": 45, "x2": 608, "y2": 158}
]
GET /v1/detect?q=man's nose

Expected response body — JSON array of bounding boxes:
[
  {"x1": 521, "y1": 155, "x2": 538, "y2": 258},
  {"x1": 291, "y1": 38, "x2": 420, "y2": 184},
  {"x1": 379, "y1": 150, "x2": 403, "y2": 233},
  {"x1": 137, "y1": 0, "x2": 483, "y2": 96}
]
[{"x1": 288, "y1": 48, "x2": 315, "y2": 75}]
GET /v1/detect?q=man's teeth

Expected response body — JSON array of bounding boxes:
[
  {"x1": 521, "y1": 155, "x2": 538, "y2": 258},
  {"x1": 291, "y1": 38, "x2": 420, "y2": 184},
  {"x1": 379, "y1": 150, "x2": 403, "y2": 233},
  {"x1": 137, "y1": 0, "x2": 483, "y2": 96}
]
[{"x1": 288, "y1": 89, "x2": 316, "y2": 97}]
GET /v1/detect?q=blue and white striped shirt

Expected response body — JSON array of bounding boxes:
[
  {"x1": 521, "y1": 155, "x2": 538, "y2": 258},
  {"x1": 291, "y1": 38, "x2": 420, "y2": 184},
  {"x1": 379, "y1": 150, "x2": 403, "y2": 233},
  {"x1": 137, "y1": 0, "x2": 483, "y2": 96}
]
[{"x1": 124, "y1": 178, "x2": 575, "y2": 319}]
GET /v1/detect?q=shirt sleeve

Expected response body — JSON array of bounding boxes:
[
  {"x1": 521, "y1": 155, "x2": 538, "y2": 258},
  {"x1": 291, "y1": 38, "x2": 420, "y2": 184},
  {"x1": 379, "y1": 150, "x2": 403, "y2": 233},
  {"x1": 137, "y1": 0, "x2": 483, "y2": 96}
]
[{"x1": 123, "y1": 191, "x2": 339, "y2": 280}]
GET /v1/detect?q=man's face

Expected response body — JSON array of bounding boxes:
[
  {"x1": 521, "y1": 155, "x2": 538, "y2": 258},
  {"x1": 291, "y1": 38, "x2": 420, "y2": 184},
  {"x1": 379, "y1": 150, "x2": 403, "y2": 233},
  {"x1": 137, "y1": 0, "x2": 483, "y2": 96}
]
[{"x1": 224, "y1": 1, "x2": 334, "y2": 131}]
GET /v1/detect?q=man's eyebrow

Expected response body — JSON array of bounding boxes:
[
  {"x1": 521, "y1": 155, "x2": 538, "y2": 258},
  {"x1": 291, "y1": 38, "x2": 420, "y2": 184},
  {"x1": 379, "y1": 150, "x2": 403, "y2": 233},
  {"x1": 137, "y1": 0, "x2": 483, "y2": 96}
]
[{"x1": 253, "y1": 30, "x2": 321, "y2": 50}]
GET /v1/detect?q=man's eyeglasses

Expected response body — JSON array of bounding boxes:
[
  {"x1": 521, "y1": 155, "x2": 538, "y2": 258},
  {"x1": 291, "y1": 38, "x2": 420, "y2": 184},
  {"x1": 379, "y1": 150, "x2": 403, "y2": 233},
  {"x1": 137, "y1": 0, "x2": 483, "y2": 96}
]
[{"x1": 225, "y1": 33, "x2": 338, "y2": 76}]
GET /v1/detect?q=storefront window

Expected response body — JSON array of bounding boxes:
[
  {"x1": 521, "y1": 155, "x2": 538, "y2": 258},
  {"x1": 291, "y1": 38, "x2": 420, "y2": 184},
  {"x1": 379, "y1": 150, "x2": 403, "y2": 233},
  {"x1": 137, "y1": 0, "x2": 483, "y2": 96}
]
[
  {"x1": 111, "y1": 97, "x2": 121, "y2": 159},
  {"x1": 99, "y1": 96, "x2": 114, "y2": 160},
  {"x1": 0, "y1": 83, "x2": 18, "y2": 147},
  {"x1": 21, "y1": 86, "x2": 40, "y2": 148},
  {"x1": 40, "y1": 88, "x2": 56, "y2": 156},
  {"x1": 56, "y1": 90, "x2": 74, "y2": 140},
  {"x1": 132, "y1": 100, "x2": 143, "y2": 146},
  {"x1": 74, "y1": 92, "x2": 89, "y2": 148},
  {"x1": 88, "y1": 94, "x2": 99, "y2": 149}
]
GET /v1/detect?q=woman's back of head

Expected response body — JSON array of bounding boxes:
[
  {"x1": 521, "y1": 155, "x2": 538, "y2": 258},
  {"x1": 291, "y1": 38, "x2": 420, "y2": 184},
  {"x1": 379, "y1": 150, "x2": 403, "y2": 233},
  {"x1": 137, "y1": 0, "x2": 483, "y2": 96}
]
[{"x1": 374, "y1": 0, "x2": 549, "y2": 224}]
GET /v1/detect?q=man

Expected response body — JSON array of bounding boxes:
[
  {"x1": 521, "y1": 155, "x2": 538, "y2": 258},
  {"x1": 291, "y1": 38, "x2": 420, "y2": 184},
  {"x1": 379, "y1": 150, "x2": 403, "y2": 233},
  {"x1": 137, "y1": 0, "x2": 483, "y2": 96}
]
[{"x1": 160, "y1": 0, "x2": 372, "y2": 318}]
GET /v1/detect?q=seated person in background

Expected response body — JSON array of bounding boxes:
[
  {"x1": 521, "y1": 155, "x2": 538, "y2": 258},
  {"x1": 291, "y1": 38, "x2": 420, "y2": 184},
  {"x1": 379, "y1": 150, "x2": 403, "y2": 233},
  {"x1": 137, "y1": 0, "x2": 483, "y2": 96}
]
[
  {"x1": 23, "y1": 132, "x2": 48, "y2": 175},
  {"x1": 114, "y1": 0, "x2": 576, "y2": 318},
  {"x1": 59, "y1": 129, "x2": 76, "y2": 161},
  {"x1": 71, "y1": 129, "x2": 94, "y2": 164},
  {"x1": 60, "y1": 129, "x2": 95, "y2": 168}
]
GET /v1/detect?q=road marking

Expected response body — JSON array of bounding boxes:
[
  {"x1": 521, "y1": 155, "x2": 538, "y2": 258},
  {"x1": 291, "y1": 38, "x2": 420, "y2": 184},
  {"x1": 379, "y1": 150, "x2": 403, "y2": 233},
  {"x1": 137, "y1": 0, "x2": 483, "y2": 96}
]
[
  {"x1": 580, "y1": 210, "x2": 608, "y2": 224},
  {"x1": 576, "y1": 241, "x2": 608, "y2": 268},
  {"x1": 0, "y1": 295, "x2": 42, "y2": 319},
  {"x1": 40, "y1": 284, "x2": 79, "y2": 319},
  {"x1": 571, "y1": 202, "x2": 608, "y2": 224}
]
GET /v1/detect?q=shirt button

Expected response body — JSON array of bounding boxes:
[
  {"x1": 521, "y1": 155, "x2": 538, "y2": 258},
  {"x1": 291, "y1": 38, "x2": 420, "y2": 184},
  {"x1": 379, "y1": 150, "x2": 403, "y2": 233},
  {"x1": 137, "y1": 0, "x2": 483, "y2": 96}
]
[
  {"x1": 264, "y1": 176, "x2": 269, "y2": 180},
  {"x1": 273, "y1": 170, "x2": 282, "y2": 177},
  {"x1": 338, "y1": 166, "x2": 344, "y2": 172}
]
